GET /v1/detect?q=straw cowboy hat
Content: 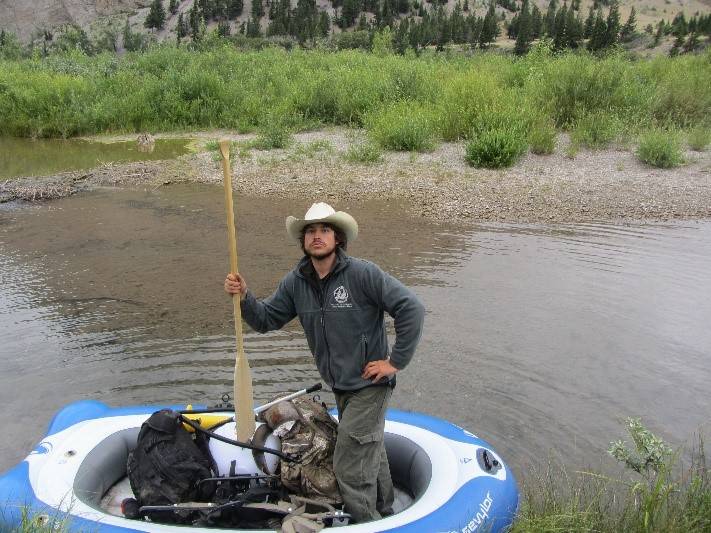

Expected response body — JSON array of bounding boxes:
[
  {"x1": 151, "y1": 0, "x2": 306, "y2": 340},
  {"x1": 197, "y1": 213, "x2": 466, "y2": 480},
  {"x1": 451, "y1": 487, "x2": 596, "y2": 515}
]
[{"x1": 286, "y1": 202, "x2": 359, "y2": 243}]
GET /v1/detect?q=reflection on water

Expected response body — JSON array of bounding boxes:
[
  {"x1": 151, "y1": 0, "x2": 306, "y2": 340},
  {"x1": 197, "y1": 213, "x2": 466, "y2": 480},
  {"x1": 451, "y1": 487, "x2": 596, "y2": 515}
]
[
  {"x1": 0, "y1": 137, "x2": 192, "y2": 179},
  {"x1": 0, "y1": 185, "x2": 710, "y2": 478}
]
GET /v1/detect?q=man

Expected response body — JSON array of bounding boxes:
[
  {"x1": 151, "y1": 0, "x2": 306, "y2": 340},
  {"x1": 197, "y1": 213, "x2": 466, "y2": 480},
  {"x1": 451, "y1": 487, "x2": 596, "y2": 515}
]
[{"x1": 224, "y1": 202, "x2": 425, "y2": 523}]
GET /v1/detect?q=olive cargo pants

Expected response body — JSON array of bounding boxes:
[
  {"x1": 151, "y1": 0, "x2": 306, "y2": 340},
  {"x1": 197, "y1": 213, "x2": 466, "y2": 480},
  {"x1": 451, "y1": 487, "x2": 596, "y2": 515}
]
[{"x1": 333, "y1": 385, "x2": 394, "y2": 523}]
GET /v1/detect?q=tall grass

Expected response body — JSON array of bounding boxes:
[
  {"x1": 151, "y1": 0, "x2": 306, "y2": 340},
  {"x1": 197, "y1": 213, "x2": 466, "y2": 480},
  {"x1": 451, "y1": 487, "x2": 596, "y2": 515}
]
[
  {"x1": 367, "y1": 101, "x2": 438, "y2": 152},
  {"x1": 688, "y1": 126, "x2": 711, "y2": 152},
  {"x1": 571, "y1": 112, "x2": 623, "y2": 149},
  {"x1": 0, "y1": 44, "x2": 710, "y2": 143},
  {"x1": 637, "y1": 129, "x2": 684, "y2": 168},
  {"x1": 512, "y1": 419, "x2": 711, "y2": 533}
]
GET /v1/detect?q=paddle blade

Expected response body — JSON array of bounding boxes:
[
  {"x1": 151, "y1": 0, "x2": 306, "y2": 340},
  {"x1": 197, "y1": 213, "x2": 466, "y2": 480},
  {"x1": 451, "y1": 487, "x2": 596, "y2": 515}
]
[
  {"x1": 218, "y1": 140, "x2": 230, "y2": 162},
  {"x1": 234, "y1": 349, "x2": 256, "y2": 441}
]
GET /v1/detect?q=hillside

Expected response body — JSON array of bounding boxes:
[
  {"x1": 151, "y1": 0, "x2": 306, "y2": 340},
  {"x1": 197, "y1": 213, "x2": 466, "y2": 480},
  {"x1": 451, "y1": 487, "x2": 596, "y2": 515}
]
[{"x1": 1, "y1": 0, "x2": 709, "y2": 46}]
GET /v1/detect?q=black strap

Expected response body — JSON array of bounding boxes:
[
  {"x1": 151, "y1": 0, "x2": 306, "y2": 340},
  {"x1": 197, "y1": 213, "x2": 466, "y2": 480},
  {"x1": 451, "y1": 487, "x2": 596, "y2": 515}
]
[{"x1": 178, "y1": 415, "x2": 298, "y2": 463}]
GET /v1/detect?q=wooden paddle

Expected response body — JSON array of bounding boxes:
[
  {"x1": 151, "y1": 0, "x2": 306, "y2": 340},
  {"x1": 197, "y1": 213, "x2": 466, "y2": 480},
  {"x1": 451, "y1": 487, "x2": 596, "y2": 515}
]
[{"x1": 219, "y1": 140, "x2": 256, "y2": 442}]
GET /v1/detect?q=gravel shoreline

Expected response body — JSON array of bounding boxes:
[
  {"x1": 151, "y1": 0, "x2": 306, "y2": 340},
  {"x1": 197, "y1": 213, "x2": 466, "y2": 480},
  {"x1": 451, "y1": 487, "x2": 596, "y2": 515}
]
[{"x1": 2, "y1": 128, "x2": 710, "y2": 222}]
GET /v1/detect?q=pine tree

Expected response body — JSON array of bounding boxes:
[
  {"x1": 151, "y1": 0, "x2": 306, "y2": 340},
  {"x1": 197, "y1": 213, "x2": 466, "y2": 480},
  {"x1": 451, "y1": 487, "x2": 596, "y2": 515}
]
[
  {"x1": 251, "y1": 0, "x2": 264, "y2": 19},
  {"x1": 688, "y1": 16, "x2": 697, "y2": 34},
  {"x1": 669, "y1": 32, "x2": 683, "y2": 55},
  {"x1": 190, "y1": 6, "x2": 205, "y2": 40},
  {"x1": 451, "y1": 1, "x2": 466, "y2": 42},
  {"x1": 652, "y1": 19, "x2": 664, "y2": 46},
  {"x1": 531, "y1": 4, "x2": 543, "y2": 38},
  {"x1": 218, "y1": 19, "x2": 231, "y2": 35},
  {"x1": 508, "y1": 12, "x2": 520, "y2": 38},
  {"x1": 379, "y1": 0, "x2": 395, "y2": 29},
  {"x1": 357, "y1": 12, "x2": 368, "y2": 29},
  {"x1": 169, "y1": 0, "x2": 179, "y2": 15},
  {"x1": 145, "y1": 0, "x2": 167, "y2": 29},
  {"x1": 514, "y1": 0, "x2": 532, "y2": 54},
  {"x1": 463, "y1": 0, "x2": 469, "y2": 11},
  {"x1": 342, "y1": 0, "x2": 361, "y2": 27},
  {"x1": 683, "y1": 31, "x2": 699, "y2": 53},
  {"x1": 317, "y1": 11, "x2": 331, "y2": 36},
  {"x1": 176, "y1": 12, "x2": 187, "y2": 39},
  {"x1": 587, "y1": 8, "x2": 606, "y2": 50},
  {"x1": 553, "y1": 3, "x2": 567, "y2": 49},
  {"x1": 583, "y1": 5, "x2": 594, "y2": 38},
  {"x1": 228, "y1": 0, "x2": 243, "y2": 18},
  {"x1": 544, "y1": 0, "x2": 557, "y2": 36},
  {"x1": 619, "y1": 6, "x2": 636, "y2": 42},
  {"x1": 671, "y1": 12, "x2": 687, "y2": 37},
  {"x1": 479, "y1": 2, "x2": 499, "y2": 47},
  {"x1": 469, "y1": 15, "x2": 483, "y2": 48},
  {"x1": 603, "y1": 0, "x2": 620, "y2": 47},
  {"x1": 393, "y1": 18, "x2": 409, "y2": 52},
  {"x1": 246, "y1": 16, "x2": 261, "y2": 36},
  {"x1": 565, "y1": 6, "x2": 582, "y2": 47}
]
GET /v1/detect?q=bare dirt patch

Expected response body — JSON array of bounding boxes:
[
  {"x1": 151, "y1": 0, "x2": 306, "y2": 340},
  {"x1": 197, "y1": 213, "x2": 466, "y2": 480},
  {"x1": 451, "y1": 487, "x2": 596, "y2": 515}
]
[{"x1": 3, "y1": 129, "x2": 710, "y2": 223}]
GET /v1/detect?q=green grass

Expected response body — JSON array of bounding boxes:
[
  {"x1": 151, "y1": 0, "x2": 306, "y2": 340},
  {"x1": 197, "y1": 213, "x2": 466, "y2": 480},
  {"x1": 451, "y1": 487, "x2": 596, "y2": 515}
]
[
  {"x1": 343, "y1": 141, "x2": 384, "y2": 164},
  {"x1": 512, "y1": 420, "x2": 711, "y2": 533},
  {"x1": 688, "y1": 126, "x2": 711, "y2": 151},
  {"x1": 637, "y1": 129, "x2": 685, "y2": 168},
  {"x1": 571, "y1": 112, "x2": 623, "y2": 150},
  {"x1": 289, "y1": 139, "x2": 334, "y2": 159},
  {"x1": 465, "y1": 126, "x2": 528, "y2": 169},
  {"x1": 528, "y1": 120, "x2": 557, "y2": 155},
  {"x1": 254, "y1": 121, "x2": 293, "y2": 150}
]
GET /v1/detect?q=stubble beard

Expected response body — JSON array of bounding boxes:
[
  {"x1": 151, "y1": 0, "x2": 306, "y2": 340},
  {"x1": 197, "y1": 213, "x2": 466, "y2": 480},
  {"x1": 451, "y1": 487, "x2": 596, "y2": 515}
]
[{"x1": 307, "y1": 247, "x2": 336, "y2": 260}]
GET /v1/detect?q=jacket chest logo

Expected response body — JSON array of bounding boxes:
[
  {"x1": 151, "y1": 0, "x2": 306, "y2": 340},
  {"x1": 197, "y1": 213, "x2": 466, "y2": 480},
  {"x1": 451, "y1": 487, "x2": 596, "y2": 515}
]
[{"x1": 330, "y1": 285, "x2": 353, "y2": 308}]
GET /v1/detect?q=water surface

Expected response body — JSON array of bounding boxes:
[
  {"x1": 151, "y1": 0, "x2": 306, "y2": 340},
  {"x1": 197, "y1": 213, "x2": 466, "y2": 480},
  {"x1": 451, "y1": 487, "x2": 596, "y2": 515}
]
[
  {"x1": 1, "y1": 185, "x2": 709, "y2": 478},
  {"x1": 0, "y1": 137, "x2": 192, "y2": 179}
]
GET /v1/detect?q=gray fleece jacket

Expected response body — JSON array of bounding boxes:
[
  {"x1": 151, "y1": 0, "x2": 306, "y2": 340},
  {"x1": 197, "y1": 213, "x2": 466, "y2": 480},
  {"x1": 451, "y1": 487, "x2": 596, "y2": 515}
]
[{"x1": 240, "y1": 249, "x2": 425, "y2": 390}]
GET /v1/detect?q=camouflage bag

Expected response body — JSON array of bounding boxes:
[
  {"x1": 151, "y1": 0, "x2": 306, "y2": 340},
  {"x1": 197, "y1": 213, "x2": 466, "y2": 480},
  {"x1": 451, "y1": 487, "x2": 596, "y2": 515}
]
[{"x1": 258, "y1": 396, "x2": 342, "y2": 506}]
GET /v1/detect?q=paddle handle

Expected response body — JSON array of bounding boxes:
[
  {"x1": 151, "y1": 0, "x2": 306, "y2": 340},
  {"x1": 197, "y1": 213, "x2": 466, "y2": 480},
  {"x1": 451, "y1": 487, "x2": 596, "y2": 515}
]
[{"x1": 220, "y1": 140, "x2": 255, "y2": 442}]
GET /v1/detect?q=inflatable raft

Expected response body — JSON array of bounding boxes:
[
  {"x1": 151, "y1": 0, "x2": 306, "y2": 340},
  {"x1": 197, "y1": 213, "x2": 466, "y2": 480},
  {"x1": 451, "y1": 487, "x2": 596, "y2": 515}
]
[{"x1": 0, "y1": 400, "x2": 518, "y2": 532}]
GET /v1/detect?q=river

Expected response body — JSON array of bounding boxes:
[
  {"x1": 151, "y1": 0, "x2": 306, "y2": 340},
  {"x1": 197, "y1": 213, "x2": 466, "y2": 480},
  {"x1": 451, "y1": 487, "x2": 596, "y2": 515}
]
[{"x1": 1, "y1": 184, "x2": 709, "y2": 478}]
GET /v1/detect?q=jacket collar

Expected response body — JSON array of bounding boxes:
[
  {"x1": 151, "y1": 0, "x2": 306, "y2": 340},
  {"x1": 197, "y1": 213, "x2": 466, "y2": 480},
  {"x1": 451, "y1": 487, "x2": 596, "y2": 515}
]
[{"x1": 295, "y1": 248, "x2": 350, "y2": 280}]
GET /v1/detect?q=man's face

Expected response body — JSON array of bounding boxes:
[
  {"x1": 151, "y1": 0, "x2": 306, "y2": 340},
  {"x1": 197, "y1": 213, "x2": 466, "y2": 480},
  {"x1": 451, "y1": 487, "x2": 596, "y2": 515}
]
[{"x1": 303, "y1": 223, "x2": 338, "y2": 259}]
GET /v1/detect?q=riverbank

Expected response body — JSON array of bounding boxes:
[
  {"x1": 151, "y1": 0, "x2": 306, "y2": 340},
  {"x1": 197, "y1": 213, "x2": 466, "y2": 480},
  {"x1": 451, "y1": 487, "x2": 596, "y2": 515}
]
[{"x1": 2, "y1": 129, "x2": 710, "y2": 223}]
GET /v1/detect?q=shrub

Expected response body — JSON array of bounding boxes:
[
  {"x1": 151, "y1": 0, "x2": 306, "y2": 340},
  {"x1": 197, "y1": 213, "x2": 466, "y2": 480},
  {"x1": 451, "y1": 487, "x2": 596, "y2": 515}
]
[
  {"x1": 343, "y1": 141, "x2": 383, "y2": 163},
  {"x1": 651, "y1": 54, "x2": 711, "y2": 128},
  {"x1": 571, "y1": 112, "x2": 622, "y2": 149},
  {"x1": 465, "y1": 127, "x2": 528, "y2": 168},
  {"x1": 367, "y1": 101, "x2": 437, "y2": 152},
  {"x1": 254, "y1": 116, "x2": 293, "y2": 149},
  {"x1": 331, "y1": 31, "x2": 371, "y2": 51},
  {"x1": 529, "y1": 120, "x2": 556, "y2": 155},
  {"x1": 531, "y1": 53, "x2": 655, "y2": 129},
  {"x1": 688, "y1": 126, "x2": 710, "y2": 151},
  {"x1": 636, "y1": 129, "x2": 684, "y2": 168},
  {"x1": 436, "y1": 73, "x2": 503, "y2": 142}
]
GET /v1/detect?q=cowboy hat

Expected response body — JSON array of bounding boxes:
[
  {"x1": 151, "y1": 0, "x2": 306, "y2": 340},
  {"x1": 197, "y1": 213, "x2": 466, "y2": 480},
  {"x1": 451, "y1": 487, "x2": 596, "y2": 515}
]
[{"x1": 286, "y1": 202, "x2": 358, "y2": 243}]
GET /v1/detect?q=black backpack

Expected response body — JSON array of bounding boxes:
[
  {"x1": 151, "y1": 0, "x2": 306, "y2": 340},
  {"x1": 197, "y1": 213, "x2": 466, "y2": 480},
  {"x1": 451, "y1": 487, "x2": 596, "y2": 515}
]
[{"x1": 127, "y1": 409, "x2": 215, "y2": 510}]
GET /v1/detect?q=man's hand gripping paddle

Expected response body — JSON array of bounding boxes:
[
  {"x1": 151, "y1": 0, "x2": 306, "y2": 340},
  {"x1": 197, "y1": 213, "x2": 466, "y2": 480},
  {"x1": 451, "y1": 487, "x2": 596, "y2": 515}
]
[{"x1": 219, "y1": 140, "x2": 256, "y2": 442}]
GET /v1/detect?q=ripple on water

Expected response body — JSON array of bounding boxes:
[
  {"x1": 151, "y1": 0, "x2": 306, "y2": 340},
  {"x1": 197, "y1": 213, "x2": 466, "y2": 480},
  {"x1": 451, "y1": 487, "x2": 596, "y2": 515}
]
[{"x1": 0, "y1": 187, "x2": 710, "y2": 476}]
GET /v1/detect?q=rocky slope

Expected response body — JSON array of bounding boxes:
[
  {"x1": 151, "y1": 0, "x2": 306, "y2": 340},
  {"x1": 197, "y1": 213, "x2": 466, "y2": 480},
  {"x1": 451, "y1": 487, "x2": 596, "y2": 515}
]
[{"x1": 0, "y1": 0, "x2": 146, "y2": 41}]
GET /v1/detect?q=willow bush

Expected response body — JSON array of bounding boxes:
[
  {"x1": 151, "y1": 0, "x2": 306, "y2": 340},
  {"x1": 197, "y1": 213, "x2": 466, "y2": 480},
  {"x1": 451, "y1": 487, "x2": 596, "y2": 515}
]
[{"x1": 1, "y1": 43, "x2": 710, "y2": 144}]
